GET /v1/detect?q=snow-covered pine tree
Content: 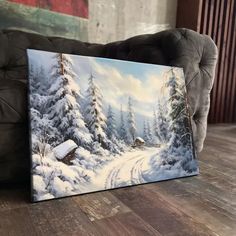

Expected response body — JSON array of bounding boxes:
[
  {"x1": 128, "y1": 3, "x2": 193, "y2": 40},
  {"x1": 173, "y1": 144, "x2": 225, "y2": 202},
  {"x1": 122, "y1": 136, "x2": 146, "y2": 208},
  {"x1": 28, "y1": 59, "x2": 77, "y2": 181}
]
[
  {"x1": 127, "y1": 96, "x2": 137, "y2": 143},
  {"x1": 29, "y1": 63, "x2": 44, "y2": 95},
  {"x1": 143, "y1": 119, "x2": 154, "y2": 145},
  {"x1": 119, "y1": 105, "x2": 128, "y2": 142},
  {"x1": 156, "y1": 99, "x2": 169, "y2": 143},
  {"x1": 106, "y1": 105, "x2": 118, "y2": 139},
  {"x1": 146, "y1": 120, "x2": 153, "y2": 144},
  {"x1": 29, "y1": 66, "x2": 60, "y2": 152},
  {"x1": 84, "y1": 74, "x2": 107, "y2": 144},
  {"x1": 47, "y1": 53, "x2": 92, "y2": 147},
  {"x1": 143, "y1": 120, "x2": 149, "y2": 143},
  {"x1": 29, "y1": 62, "x2": 51, "y2": 114},
  {"x1": 166, "y1": 68, "x2": 191, "y2": 148},
  {"x1": 30, "y1": 108, "x2": 58, "y2": 155},
  {"x1": 38, "y1": 65, "x2": 50, "y2": 94},
  {"x1": 153, "y1": 110, "x2": 162, "y2": 142}
]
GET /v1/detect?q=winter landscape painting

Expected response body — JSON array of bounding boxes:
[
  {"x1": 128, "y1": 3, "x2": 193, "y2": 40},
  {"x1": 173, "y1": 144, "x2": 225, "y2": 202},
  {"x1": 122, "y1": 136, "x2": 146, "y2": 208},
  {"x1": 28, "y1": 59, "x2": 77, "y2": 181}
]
[{"x1": 27, "y1": 49, "x2": 198, "y2": 202}]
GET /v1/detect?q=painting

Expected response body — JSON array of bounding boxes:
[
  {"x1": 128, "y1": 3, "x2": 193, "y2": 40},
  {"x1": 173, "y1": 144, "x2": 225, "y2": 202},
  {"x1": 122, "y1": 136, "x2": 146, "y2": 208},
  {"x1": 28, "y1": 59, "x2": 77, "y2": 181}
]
[
  {"x1": 27, "y1": 49, "x2": 198, "y2": 202},
  {"x1": 0, "y1": 0, "x2": 88, "y2": 41}
]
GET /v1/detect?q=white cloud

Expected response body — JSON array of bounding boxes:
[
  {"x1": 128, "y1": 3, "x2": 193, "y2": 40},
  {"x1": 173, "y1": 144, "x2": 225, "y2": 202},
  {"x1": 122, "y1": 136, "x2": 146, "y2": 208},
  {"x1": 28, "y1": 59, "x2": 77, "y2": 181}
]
[
  {"x1": 73, "y1": 55, "x2": 183, "y2": 118},
  {"x1": 87, "y1": 59, "x2": 168, "y2": 117}
]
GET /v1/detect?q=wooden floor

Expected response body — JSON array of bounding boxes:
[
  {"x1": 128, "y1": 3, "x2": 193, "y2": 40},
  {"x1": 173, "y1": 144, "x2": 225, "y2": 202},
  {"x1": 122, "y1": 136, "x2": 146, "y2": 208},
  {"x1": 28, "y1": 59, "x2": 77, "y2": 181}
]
[{"x1": 0, "y1": 124, "x2": 235, "y2": 236}]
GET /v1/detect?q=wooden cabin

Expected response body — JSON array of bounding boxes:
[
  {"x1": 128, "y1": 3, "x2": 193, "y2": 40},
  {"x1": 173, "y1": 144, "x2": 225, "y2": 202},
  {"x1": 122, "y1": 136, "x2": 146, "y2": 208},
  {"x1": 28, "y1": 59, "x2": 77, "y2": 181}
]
[
  {"x1": 133, "y1": 137, "x2": 145, "y2": 147},
  {"x1": 53, "y1": 140, "x2": 78, "y2": 165}
]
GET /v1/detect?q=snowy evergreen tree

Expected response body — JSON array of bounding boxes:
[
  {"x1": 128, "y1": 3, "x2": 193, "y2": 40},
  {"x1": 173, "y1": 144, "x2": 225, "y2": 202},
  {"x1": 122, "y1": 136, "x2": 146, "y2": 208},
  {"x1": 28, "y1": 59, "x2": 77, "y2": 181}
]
[
  {"x1": 38, "y1": 65, "x2": 49, "y2": 94},
  {"x1": 143, "y1": 120, "x2": 149, "y2": 142},
  {"x1": 106, "y1": 105, "x2": 118, "y2": 139},
  {"x1": 29, "y1": 66, "x2": 61, "y2": 151},
  {"x1": 155, "y1": 99, "x2": 169, "y2": 143},
  {"x1": 146, "y1": 120, "x2": 153, "y2": 144},
  {"x1": 144, "y1": 119, "x2": 154, "y2": 145},
  {"x1": 127, "y1": 97, "x2": 137, "y2": 143},
  {"x1": 153, "y1": 110, "x2": 162, "y2": 142},
  {"x1": 154, "y1": 68, "x2": 196, "y2": 173},
  {"x1": 119, "y1": 105, "x2": 128, "y2": 142},
  {"x1": 29, "y1": 64, "x2": 40, "y2": 94},
  {"x1": 47, "y1": 53, "x2": 92, "y2": 147},
  {"x1": 166, "y1": 68, "x2": 191, "y2": 148},
  {"x1": 84, "y1": 74, "x2": 107, "y2": 144}
]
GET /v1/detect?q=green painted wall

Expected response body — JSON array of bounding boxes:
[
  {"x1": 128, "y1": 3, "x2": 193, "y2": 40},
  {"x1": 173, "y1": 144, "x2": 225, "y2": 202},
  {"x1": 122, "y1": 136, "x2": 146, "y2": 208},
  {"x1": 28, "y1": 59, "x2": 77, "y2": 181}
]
[{"x1": 0, "y1": 0, "x2": 88, "y2": 41}]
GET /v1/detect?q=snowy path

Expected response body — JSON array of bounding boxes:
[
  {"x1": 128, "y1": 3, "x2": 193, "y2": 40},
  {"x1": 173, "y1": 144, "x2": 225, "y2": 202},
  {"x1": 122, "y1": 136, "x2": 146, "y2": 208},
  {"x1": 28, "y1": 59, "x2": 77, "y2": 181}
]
[{"x1": 90, "y1": 147, "x2": 159, "y2": 190}]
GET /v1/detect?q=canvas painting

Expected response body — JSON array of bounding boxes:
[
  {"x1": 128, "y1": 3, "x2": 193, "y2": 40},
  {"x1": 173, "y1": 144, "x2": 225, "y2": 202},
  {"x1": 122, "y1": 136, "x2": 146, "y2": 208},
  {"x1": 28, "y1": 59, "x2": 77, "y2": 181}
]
[{"x1": 27, "y1": 49, "x2": 198, "y2": 202}]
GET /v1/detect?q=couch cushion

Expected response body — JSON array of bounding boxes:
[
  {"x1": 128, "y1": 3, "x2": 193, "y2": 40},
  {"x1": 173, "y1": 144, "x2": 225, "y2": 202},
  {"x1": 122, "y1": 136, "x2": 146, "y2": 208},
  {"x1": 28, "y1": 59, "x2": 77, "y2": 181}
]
[{"x1": 0, "y1": 79, "x2": 27, "y2": 123}]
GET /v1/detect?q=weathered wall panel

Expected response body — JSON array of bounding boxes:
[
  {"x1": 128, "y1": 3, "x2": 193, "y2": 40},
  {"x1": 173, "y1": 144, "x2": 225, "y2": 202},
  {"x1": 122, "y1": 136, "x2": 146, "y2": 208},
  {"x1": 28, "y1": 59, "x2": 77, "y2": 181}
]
[{"x1": 88, "y1": 0, "x2": 177, "y2": 44}]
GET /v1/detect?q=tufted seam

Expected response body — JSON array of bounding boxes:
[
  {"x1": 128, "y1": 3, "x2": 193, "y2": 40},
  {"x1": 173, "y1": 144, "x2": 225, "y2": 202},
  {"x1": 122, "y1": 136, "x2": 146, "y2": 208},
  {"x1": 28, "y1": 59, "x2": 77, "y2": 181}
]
[
  {"x1": 184, "y1": 30, "x2": 203, "y2": 62},
  {"x1": 0, "y1": 95, "x2": 23, "y2": 121},
  {"x1": 185, "y1": 71, "x2": 200, "y2": 88},
  {"x1": 164, "y1": 29, "x2": 202, "y2": 63},
  {"x1": 162, "y1": 31, "x2": 183, "y2": 61},
  {"x1": 0, "y1": 32, "x2": 9, "y2": 67}
]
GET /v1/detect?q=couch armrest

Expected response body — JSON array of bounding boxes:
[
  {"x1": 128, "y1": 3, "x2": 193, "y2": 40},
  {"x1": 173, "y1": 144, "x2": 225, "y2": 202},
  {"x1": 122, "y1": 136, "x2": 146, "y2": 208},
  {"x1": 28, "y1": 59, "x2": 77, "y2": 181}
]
[{"x1": 164, "y1": 29, "x2": 218, "y2": 152}]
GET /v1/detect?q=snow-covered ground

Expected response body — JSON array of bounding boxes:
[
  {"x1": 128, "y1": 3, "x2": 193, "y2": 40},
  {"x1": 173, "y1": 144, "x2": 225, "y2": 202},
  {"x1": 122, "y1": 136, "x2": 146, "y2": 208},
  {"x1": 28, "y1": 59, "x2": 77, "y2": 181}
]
[
  {"x1": 32, "y1": 145, "x2": 198, "y2": 201},
  {"x1": 89, "y1": 146, "x2": 158, "y2": 190},
  {"x1": 79, "y1": 146, "x2": 198, "y2": 194}
]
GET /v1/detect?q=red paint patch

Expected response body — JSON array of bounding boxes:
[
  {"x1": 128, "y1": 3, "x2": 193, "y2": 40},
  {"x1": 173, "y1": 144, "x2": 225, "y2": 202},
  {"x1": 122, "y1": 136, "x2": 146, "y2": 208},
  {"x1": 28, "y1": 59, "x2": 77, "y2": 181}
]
[{"x1": 8, "y1": 0, "x2": 88, "y2": 18}]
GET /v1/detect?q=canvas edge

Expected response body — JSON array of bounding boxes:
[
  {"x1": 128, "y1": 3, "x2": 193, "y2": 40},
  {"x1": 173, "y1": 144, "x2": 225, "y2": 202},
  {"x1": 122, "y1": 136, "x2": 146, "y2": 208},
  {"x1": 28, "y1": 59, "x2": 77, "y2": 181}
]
[
  {"x1": 23, "y1": 49, "x2": 184, "y2": 70},
  {"x1": 26, "y1": 49, "x2": 36, "y2": 203}
]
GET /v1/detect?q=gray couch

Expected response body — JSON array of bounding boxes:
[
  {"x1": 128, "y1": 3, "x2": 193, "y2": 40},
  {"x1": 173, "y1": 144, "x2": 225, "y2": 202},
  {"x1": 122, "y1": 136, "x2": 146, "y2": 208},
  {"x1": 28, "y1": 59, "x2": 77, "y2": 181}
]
[{"x1": 0, "y1": 28, "x2": 217, "y2": 183}]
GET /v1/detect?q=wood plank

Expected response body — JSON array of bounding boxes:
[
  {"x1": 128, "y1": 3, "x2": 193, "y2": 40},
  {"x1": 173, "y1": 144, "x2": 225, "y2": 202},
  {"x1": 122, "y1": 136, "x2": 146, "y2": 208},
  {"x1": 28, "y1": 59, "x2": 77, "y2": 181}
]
[
  {"x1": 92, "y1": 212, "x2": 162, "y2": 236},
  {"x1": 176, "y1": 176, "x2": 236, "y2": 213},
  {"x1": 145, "y1": 180, "x2": 236, "y2": 236},
  {"x1": 207, "y1": 0, "x2": 215, "y2": 36},
  {"x1": 210, "y1": 0, "x2": 225, "y2": 123},
  {"x1": 73, "y1": 191, "x2": 131, "y2": 221},
  {"x1": 113, "y1": 185, "x2": 217, "y2": 236},
  {"x1": 228, "y1": 0, "x2": 236, "y2": 122},
  {"x1": 215, "y1": 1, "x2": 230, "y2": 122},
  {"x1": 0, "y1": 186, "x2": 29, "y2": 212},
  {"x1": 212, "y1": 0, "x2": 220, "y2": 42},
  {"x1": 201, "y1": 0, "x2": 209, "y2": 34},
  {"x1": 219, "y1": 0, "x2": 234, "y2": 122},
  {"x1": 207, "y1": 124, "x2": 236, "y2": 139},
  {"x1": 206, "y1": 127, "x2": 236, "y2": 142},
  {"x1": 198, "y1": 159, "x2": 236, "y2": 188},
  {"x1": 0, "y1": 207, "x2": 38, "y2": 236},
  {"x1": 198, "y1": 161, "x2": 236, "y2": 193},
  {"x1": 28, "y1": 198, "x2": 100, "y2": 236},
  {"x1": 199, "y1": 146, "x2": 236, "y2": 177},
  {"x1": 206, "y1": 132, "x2": 236, "y2": 146},
  {"x1": 227, "y1": 0, "x2": 236, "y2": 122},
  {"x1": 224, "y1": 0, "x2": 235, "y2": 122},
  {"x1": 232, "y1": 48, "x2": 236, "y2": 122},
  {"x1": 205, "y1": 136, "x2": 236, "y2": 157},
  {"x1": 176, "y1": 0, "x2": 202, "y2": 31}
]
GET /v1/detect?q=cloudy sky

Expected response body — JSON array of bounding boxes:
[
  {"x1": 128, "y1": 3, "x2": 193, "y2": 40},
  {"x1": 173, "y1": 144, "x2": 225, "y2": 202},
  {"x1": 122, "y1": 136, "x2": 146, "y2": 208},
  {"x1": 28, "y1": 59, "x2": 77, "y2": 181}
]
[
  {"x1": 27, "y1": 50, "x2": 185, "y2": 134},
  {"x1": 71, "y1": 55, "x2": 180, "y2": 118}
]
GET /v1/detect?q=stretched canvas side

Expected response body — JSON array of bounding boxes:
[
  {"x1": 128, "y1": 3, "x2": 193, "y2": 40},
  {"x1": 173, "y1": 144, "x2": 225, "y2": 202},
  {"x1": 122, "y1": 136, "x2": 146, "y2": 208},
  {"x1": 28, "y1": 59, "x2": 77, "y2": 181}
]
[{"x1": 27, "y1": 49, "x2": 198, "y2": 202}]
